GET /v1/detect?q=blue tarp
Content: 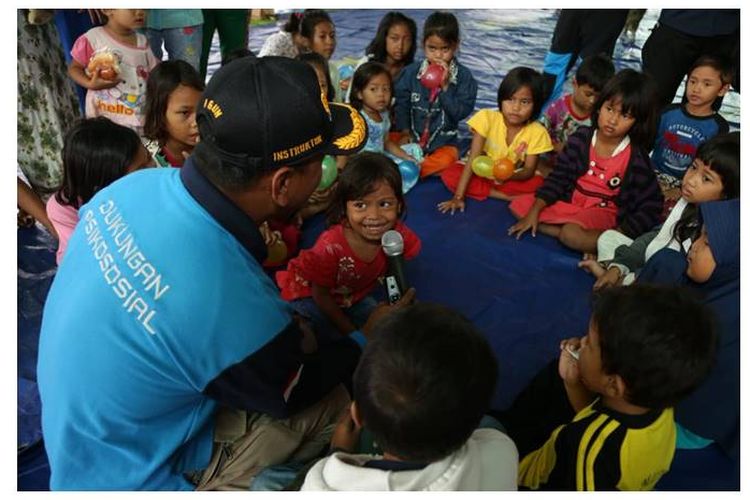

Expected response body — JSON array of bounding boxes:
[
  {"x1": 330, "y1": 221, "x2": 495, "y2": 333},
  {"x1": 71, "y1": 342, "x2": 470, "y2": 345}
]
[{"x1": 18, "y1": 8, "x2": 739, "y2": 491}]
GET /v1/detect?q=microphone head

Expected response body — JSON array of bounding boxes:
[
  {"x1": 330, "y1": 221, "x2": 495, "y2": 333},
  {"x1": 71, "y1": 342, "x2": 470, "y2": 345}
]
[{"x1": 381, "y1": 229, "x2": 404, "y2": 257}]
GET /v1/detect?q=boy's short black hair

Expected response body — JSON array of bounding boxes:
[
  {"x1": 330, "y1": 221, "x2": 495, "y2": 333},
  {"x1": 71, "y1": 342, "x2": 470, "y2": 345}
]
[
  {"x1": 353, "y1": 302, "x2": 498, "y2": 462},
  {"x1": 591, "y1": 284, "x2": 717, "y2": 410},
  {"x1": 575, "y1": 54, "x2": 615, "y2": 92},
  {"x1": 688, "y1": 54, "x2": 734, "y2": 86},
  {"x1": 497, "y1": 66, "x2": 546, "y2": 121}
]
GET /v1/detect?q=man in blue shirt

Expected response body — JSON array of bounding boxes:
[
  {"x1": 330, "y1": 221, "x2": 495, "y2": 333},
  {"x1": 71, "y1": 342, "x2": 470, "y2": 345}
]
[{"x1": 37, "y1": 56, "x2": 380, "y2": 490}]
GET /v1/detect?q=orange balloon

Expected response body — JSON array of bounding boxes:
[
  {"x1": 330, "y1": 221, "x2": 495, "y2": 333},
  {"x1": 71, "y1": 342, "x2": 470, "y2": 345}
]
[{"x1": 493, "y1": 158, "x2": 515, "y2": 181}]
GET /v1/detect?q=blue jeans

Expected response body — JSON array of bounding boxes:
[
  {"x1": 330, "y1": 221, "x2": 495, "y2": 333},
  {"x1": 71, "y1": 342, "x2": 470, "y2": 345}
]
[
  {"x1": 146, "y1": 25, "x2": 203, "y2": 71},
  {"x1": 290, "y1": 296, "x2": 378, "y2": 346}
]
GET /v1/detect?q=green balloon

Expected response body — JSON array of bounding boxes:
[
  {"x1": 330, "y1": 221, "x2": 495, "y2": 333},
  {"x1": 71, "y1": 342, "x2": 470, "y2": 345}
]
[
  {"x1": 471, "y1": 155, "x2": 494, "y2": 179},
  {"x1": 317, "y1": 155, "x2": 338, "y2": 190}
]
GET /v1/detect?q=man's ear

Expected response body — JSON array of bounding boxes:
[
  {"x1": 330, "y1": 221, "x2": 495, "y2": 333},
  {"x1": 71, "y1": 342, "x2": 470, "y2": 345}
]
[
  {"x1": 269, "y1": 166, "x2": 294, "y2": 207},
  {"x1": 718, "y1": 82, "x2": 731, "y2": 97},
  {"x1": 351, "y1": 401, "x2": 364, "y2": 429}
]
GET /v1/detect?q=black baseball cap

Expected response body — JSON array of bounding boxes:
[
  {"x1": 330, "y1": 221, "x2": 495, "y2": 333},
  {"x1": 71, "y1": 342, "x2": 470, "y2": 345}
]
[{"x1": 195, "y1": 56, "x2": 367, "y2": 171}]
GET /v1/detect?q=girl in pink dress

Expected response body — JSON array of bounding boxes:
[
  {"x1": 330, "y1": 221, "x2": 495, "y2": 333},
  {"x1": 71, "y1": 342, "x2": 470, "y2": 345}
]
[
  {"x1": 507, "y1": 69, "x2": 663, "y2": 254},
  {"x1": 276, "y1": 152, "x2": 421, "y2": 345}
]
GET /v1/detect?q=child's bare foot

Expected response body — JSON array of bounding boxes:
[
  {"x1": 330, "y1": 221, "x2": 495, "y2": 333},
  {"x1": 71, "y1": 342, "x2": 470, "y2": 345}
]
[{"x1": 578, "y1": 259, "x2": 606, "y2": 279}]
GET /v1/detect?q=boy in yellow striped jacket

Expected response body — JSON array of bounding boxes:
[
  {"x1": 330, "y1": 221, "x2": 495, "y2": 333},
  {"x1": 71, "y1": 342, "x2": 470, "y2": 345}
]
[{"x1": 498, "y1": 285, "x2": 716, "y2": 490}]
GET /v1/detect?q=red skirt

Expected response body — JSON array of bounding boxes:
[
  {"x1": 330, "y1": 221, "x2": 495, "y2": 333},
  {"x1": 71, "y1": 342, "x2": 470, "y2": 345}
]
[{"x1": 441, "y1": 162, "x2": 544, "y2": 200}]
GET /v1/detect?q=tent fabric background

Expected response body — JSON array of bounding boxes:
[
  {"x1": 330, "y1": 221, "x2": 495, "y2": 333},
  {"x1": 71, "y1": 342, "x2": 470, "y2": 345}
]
[{"x1": 18, "y1": 8, "x2": 739, "y2": 490}]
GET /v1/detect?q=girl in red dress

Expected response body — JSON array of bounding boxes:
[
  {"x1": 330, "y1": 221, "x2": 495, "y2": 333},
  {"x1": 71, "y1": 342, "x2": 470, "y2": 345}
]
[
  {"x1": 507, "y1": 69, "x2": 663, "y2": 254},
  {"x1": 276, "y1": 152, "x2": 421, "y2": 344}
]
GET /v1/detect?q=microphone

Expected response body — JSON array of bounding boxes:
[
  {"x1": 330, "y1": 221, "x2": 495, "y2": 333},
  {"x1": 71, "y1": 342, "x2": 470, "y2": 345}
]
[{"x1": 381, "y1": 230, "x2": 409, "y2": 304}]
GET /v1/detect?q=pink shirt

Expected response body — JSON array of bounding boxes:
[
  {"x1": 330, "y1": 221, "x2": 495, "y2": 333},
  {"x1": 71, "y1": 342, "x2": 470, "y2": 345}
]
[
  {"x1": 71, "y1": 26, "x2": 159, "y2": 134},
  {"x1": 46, "y1": 195, "x2": 80, "y2": 265}
]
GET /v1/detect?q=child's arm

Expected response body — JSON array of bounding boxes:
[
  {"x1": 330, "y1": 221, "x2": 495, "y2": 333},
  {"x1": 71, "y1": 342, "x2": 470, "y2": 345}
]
[
  {"x1": 393, "y1": 64, "x2": 414, "y2": 143},
  {"x1": 384, "y1": 137, "x2": 416, "y2": 163},
  {"x1": 68, "y1": 60, "x2": 118, "y2": 91},
  {"x1": 17, "y1": 178, "x2": 58, "y2": 239},
  {"x1": 311, "y1": 283, "x2": 358, "y2": 335},
  {"x1": 507, "y1": 151, "x2": 539, "y2": 182},
  {"x1": 617, "y1": 155, "x2": 664, "y2": 239},
  {"x1": 437, "y1": 68, "x2": 478, "y2": 122},
  {"x1": 437, "y1": 130, "x2": 485, "y2": 214},
  {"x1": 508, "y1": 197, "x2": 547, "y2": 239}
]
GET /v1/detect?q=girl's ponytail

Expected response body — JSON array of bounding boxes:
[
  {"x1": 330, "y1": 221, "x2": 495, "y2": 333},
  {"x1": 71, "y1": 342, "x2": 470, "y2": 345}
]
[{"x1": 283, "y1": 11, "x2": 303, "y2": 34}]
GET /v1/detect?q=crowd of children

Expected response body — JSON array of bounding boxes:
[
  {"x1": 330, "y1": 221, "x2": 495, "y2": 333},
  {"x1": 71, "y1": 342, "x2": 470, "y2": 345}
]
[{"x1": 31, "y1": 8, "x2": 739, "y2": 492}]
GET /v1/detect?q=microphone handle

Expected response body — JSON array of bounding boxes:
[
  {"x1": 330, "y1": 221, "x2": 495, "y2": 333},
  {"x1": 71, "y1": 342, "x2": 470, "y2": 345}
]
[{"x1": 385, "y1": 255, "x2": 409, "y2": 304}]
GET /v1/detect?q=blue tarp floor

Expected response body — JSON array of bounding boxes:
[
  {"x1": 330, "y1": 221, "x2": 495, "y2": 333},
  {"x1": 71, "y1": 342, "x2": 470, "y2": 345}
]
[{"x1": 18, "y1": 9, "x2": 739, "y2": 491}]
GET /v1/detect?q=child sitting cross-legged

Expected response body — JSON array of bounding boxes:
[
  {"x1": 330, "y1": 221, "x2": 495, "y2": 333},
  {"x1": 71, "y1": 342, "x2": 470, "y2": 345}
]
[
  {"x1": 301, "y1": 302, "x2": 519, "y2": 491},
  {"x1": 496, "y1": 284, "x2": 717, "y2": 490}
]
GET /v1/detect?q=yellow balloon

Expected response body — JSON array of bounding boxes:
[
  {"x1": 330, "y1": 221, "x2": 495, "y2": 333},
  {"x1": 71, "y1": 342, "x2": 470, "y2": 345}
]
[{"x1": 471, "y1": 155, "x2": 494, "y2": 179}]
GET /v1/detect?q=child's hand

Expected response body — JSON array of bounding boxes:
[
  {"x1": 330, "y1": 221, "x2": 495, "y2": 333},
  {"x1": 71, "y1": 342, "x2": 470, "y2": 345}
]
[
  {"x1": 308, "y1": 183, "x2": 335, "y2": 204},
  {"x1": 434, "y1": 60, "x2": 450, "y2": 90},
  {"x1": 398, "y1": 135, "x2": 412, "y2": 146},
  {"x1": 437, "y1": 197, "x2": 465, "y2": 215},
  {"x1": 330, "y1": 407, "x2": 361, "y2": 453},
  {"x1": 577, "y1": 258, "x2": 606, "y2": 279},
  {"x1": 259, "y1": 222, "x2": 281, "y2": 247},
  {"x1": 593, "y1": 266, "x2": 623, "y2": 291},
  {"x1": 88, "y1": 69, "x2": 121, "y2": 90},
  {"x1": 558, "y1": 337, "x2": 582, "y2": 384},
  {"x1": 508, "y1": 211, "x2": 540, "y2": 239}
]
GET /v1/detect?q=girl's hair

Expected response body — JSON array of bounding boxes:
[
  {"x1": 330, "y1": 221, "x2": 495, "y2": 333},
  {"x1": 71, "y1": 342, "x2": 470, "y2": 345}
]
[
  {"x1": 297, "y1": 52, "x2": 334, "y2": 102},
  {"x1": 590, "y1": 69, "x2": 659, "y2": 149},
  {"x1": 143, "y1": 60, "x2": 205, "y2": 145},
  {"x1": 326, "y1": 152, "x2": 406, "y2": 226},
  {"x1": 423, "y1": 11, "x2": 459, "y2": 45},
  {"x1": 282, "y1": 11, "x2": 303, "y2": 33},
  {"x1": 287, "y1": 9, "x2": 332, "y2": 39},
  {"x1": 349, "y1": 61, "x2": 391, "y2": 111},
  {"x1": 672, "y1": 131, "x2": 741, "y2": 245},
  {"x1": 497, "y1": 66, "x2": 546, "y2": 122},
  {"x1": 366, "y1": 12, "x2": 418, "y2": 66},
  {"x1": 56, "y1": 117, "x2": 141, "y2": 209}
]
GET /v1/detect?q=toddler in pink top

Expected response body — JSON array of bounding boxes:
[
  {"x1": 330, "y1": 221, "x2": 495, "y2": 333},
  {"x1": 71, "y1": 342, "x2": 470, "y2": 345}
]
[
  {"x1": 46, "y1": 118, "x2": 153, "y2": 264},
  {"x1": 68, "y1": 9, "x2": 160, "y2": 135}
]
